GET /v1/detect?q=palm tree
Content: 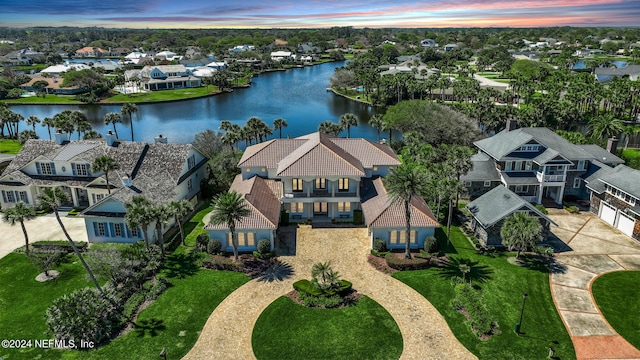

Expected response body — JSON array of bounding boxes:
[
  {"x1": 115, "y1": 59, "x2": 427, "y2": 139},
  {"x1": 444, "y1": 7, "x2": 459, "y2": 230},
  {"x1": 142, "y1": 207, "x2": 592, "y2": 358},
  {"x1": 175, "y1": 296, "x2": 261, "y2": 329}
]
[
  {"x1": 273, "y1": 118, "x2": 288, "y2": 138},
  {"x1": 37, "y1": 187, "x2": 103, "y2": 294},
  {"x1": 385, "y1": 162, "x2": 428, "y2": 259},
  {"x1": 152, "y1": 204, "x2": 172, "y2": 258},
  {"x1": 339, "y1": 113, "x2": 358, "y2": 138},
  {"x1": 500, "y1": 212, "x2": 542, "y2": 259},
  {"x1": 121, "y1": 103, "x2": 138, "y2": 141},
  {"x1": 41, "y1": 117, "x2": 54, "y2": 140},
  {"x1": 91, "y1": 155, "x2": 119, "y2": 194},
  {"x1": 76, "y1": 121, "x2": 92, "y2": 140},
  {"x1": 168, "y1": 199, "x2": 193, "y2": 246},
  {"x1": 368, "y1": 114, "x2": 384, "y2": 142},
  {"x1": 219, "y1": 120, "x2": 233, "y2": 132},
  {"x1": 622, "y1": 125, "x2": 639, "y2": 149},
  {"x1": 2, "y1": 201, "x2": 36, "y2": 255},
  {"x1": 83, "y1": 130, "x2": 103, "y2": 140},
  {"x1": 209, "y1": 191, "x2": 249, "y2": 261},
  {"x1": 26, "y1": 115, "x2": 40, "y2": 132},
  {"x1": 104, "y1": 112, "x2": 122, "y2": 139},
  {"x1": 589, "y1": 113, "x2": 624, "y2": 140},
  {"x1": 69, "y1": 111, "x2": 87, "y2": 140},
  {"x1": 318, "y1": 121, "x2": 343, "y2": 136},
  {"x1": 125, "y1": 196, "x2": 154, "y2": 250}
]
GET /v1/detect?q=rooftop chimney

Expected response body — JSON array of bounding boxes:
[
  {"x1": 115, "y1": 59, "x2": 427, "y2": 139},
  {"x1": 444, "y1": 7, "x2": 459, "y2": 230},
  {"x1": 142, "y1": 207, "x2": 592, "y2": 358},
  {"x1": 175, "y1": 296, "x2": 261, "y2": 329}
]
[
  {"x1": 506, "y1": 119, "x2": 518, "y2": 132},
  {"x1": 606, "y1": 137, "x2": 619, "y2": 155},
  {"x1": 105, "y1": 130, "x2": 117, "y2": 146},
  {"x1": 121, "y1": 174, "x2": 132, "y2": 187},
  {"x1": 54, "y1": 131, "x2": 70, "y2": 145},
  {"x1": 154, "y1": 134, "x2": 168, "y2": 144}
]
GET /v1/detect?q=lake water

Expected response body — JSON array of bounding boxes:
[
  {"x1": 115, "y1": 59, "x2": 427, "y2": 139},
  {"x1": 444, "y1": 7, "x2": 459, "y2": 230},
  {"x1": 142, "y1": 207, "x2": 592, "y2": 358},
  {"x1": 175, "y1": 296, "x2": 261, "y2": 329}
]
[{"x1": 9, "y1": 61, "x2": 383, "y2": 144}]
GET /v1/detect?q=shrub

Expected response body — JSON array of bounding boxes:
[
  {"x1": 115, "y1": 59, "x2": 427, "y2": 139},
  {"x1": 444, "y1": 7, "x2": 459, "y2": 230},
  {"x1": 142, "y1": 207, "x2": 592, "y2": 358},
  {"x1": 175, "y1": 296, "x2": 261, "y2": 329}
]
[
  {"x1": 564, "y1": 205, "x2": 579, "y2": 213},
  {"x1": 207, "y1": 238, "x2": 222, "y2": 254},
  {"x1": 534, "y1": 204, "x2": 548, "y2": 214},
  {"x1": 257, "y1": 238, "x2": 271, "y2": 254},
  {"x1": 298, "y1": 292, "x2": 344, "y2": 308},
  {"x1": 197, "y1": 233, "x2": 210, "y2": 251},
  {"x1": 253, "y1": 250, "x2": 275, "y2": 259},
  {"x1": 370, "y1": 249, "x2": 389, "y2": 258},
  {"x1": 424, "y1": 236, "x2": 438, "y2": 254},
  {"x1": 202, "y1": 255, "x2": 240, "y2": 271},
  {"x1": 293, "y1": 279, "x2": 323, "y2": 296},
  {"x1": 451, "y1": 283, "x2": 494, "y2": 336},
  {"x1": 46, "y1": 287, "x2": 124, "y2": 345},
  {"x1": 353, "y1": 210, "x2": 363, "y2": 225},
  {"x1": 385, "y1": 253, "x2": 431, "y2": 271},
  {"x1": 373, "y1": 238, "x2": 387, "y2": 252}
]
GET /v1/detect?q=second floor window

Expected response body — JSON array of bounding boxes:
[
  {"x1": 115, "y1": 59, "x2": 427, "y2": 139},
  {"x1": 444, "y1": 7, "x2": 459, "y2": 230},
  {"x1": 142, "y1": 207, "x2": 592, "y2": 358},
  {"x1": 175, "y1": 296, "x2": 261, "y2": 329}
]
[
  {"x1": 338, "y1": 178, "x2": 349, "y2": 191},
  {"x1": 293, "y1": 178, "x2": 303, "y2": 192},
  {"x1": 315, "y1": 178, "x2": 326, "y2": 189},
  {"x1": 75, "y1": 163, "x2": 89, "y2": 176},
  {"x1": 37, "y1": 162, "x2": 56, "y2": 175},
  {"x1": 188, "y1": 178, "x2": 193, "y2": 192}
]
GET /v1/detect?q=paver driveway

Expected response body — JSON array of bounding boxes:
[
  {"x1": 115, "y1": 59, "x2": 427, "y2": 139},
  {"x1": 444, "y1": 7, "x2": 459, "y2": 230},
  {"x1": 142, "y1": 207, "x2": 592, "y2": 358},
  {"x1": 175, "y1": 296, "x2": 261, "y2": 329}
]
[
  {"x1": 547, "y1": 210, "x2": 640, "y2": 360},
  {"x1": 184, "y1": 225, "x2": 476, "y2": 360}
]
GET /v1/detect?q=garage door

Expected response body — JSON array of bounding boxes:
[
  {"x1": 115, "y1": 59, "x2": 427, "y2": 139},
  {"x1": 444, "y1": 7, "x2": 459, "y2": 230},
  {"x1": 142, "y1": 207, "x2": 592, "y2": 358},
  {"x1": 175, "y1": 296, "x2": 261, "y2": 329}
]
[
  {"x1": 600, "y1": 203, "x2": 616, "y2": 226},
  {"x1": 616, "y1": 212, "x2": 635, "y2": 237}
]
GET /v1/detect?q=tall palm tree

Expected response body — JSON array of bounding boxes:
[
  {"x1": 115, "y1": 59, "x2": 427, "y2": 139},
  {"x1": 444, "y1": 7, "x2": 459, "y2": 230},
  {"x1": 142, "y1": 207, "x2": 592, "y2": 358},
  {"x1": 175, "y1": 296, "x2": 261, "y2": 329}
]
[
  {"x1": 219, "y1": 120, "x2": 233, "y2": 132},
  {"x1": 76, "y1": 121, "x2": 92, "y2": 140},
  {"x1": 2, "y1": 201, "x2": 36, "y2": 255},
  {"x1": 41, "y1": 117, "x2": 54, "y2": 140},
  {"x1": 125, "y1": 196, "x2": 154, "y2": 250},
  {"x1": 339, "y1": 113, "x2": 358, "y2": 138},
  {"x1": 589, "y1": 113, "x2": 624, "y2": 140},
  {"x1": 91, "y1": 155, "x2": 120, "y2": 194},
  {"x1": 368, "y1": 114, "x2": 384, "y2": 142},
  {"x1": 500, "y1": 212, "x2": 542, "y2": 259},
  {"x1": 622, "y1": 125, "x2": 639, "y2": 149},
  {"x1": 209, "y1": 191, "x2": 249, "y2": 261},
  {"x1": 385, "y1": 162, "x2": 428, "y2": 259},
  {"x1": 121, "y1": 103, "x2": 138, "y2": 141},
  {"x1": 273, "y1": 118, "x2": 288, "y2": 138},
  {"x1": 168, "y1": 199, "x2": 193, "y2": 246},
  {"x1": 318, "y1": 121, "x2": 343, "y2": 136},
  {"x1": 26, "y1": 115, "x2": 40, "y2": 132},
  {"x1": 445, "y1": 145, "x2": 474, "y2": 207},
  {"x1": 69, "y1": 111, "x2": 87, "y2": 140},
  {"x1": 104, "y1": 112, "x2": 122, "y2": 139},
  {"x1": 38, "y1": 187, "x2": 103, "y2": 294},
  {"x1": 152, "y1": 204, "x2": 172, "y2": 258}
]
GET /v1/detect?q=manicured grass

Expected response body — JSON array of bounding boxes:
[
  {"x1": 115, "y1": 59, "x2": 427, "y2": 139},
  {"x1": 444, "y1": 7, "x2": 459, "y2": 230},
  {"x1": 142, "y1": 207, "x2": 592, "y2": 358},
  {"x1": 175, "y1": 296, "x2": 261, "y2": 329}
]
[
  {"x1": 393, "y1": 227, "x2": 575, "y2": 360},
  {"x1": 592, "y1": 271, "x2": 640, "y2": 349},
  {"x1": 252, "y1": 296, "x2": 403, "y2": 360},
  {"x1": 3, "y1": 94, "x2": 83, "y2": 104},
  {"x1": 104, "y1": 87, "x2": 218, "y2": 103},
  {"x1": 0, "y1": 139, "x2": 23, "y2": 154},
  {"x1": 621, "y1": 149, "x2": 640, "y2": 170}
]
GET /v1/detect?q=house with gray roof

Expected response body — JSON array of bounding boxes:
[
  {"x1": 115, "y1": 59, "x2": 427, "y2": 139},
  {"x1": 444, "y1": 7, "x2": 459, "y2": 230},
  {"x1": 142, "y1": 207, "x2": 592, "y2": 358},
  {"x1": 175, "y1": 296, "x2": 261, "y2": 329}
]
[
  {"x1": 209, "y1": 132, "x2": 439, "y2": 251},
  {"x1": 594, "y1": 65, "x2": 640, "y2": 82},
  {"x1": 586, "y1": 165, "x2": 640, "y2": 240},
  {"x1": 466, "y1": 185, "x2": 556, "y2": 246},
  {"x1": 129, "y1": 65, "x2": 201, "y2": 91},
  {"x1": 469, "y1": 125, "x2": 622, "y2": 205},
  {"x1": 0, "y1": 132, "x2": 208, "y2": 244}
]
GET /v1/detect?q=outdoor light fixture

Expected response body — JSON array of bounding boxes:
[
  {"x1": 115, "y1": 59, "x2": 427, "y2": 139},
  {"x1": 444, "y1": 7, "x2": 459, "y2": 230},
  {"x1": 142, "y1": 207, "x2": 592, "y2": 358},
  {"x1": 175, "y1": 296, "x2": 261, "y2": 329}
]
[{"x1": 515, "y1": 292, "x2": 528, "y2": 335}]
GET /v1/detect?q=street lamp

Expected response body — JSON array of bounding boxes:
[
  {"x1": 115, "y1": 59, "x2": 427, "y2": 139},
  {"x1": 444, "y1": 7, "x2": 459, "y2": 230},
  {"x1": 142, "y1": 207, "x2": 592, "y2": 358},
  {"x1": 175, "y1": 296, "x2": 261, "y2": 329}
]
[{"x1": 515, "y1": 292, "x2": 528, "y2": 335}]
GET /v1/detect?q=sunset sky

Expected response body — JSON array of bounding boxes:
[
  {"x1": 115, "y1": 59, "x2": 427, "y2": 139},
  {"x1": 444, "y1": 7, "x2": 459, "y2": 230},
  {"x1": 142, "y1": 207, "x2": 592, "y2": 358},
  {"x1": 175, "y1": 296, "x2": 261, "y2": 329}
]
[{"x1": 2, "y1": 0, "x2": 639, "y2": 28}]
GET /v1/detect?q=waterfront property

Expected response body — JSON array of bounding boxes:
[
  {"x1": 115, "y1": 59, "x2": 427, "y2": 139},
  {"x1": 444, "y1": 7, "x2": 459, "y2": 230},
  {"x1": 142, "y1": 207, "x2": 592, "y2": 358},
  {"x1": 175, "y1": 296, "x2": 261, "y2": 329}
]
[
  {"x1": 205, "y1": 132, "x2": 440, "y2": 252},
  {"x1": 0, "y1": 132, "x2": 208, "y2": 243},
  {"x1": 125, "y1": 64, "x2": 202, "y2": 91}
]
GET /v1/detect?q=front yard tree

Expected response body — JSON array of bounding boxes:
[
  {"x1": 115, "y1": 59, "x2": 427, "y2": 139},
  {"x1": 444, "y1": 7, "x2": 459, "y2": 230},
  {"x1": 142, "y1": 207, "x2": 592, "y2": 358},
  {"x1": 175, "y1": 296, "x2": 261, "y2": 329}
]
[
  {"x1": 209, "y1": 191, "x2": 249, "y2": 261},
  {"x1": 386, "y1": 161, "x2": 428, "y2": 259},
  {"x1": 125, "y1": 196, "x2": 154, "y2": 251},
  {"x1": 92, "y1": 155, "x2": 120, "y2": 194},
  {"x1": 500, "y1": 212, "x2": 542, "y2": 259},
  {"x1": 152, "y1": 204, "x2": 172, "y2": 258},
  {"x1": 169, "y1": 199, "x2": 193, "y2": 246},
  {"x1": 2, "y1": 201, "x2": 36, "y2": 255},
  {"x1": 37, "y1": 187, "x2": 104, "y2": 294}
]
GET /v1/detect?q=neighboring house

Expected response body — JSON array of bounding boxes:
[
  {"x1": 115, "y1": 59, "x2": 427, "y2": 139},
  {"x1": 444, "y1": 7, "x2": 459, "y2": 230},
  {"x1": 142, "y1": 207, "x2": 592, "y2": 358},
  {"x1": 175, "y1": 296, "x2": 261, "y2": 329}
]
[
  {"x1": 297, "y1": 43, "x2": 321, "y2": 54},
  {"x1": 230, "y1": 45, "x2": 255, "y2": 54},
  {"x1": 40, "y1": 63, "x2": 90, "y2": 76},
  {"x1": 20, "y1": 76, "x2": 86, "y2": 95},
  {"x1": 469, "y1": 125, "x2": 623, "y2": 205},
  {"x1": 129, "y1": 65, "x2": 201, "y2": 91},
  {"x1": 91, "y1": 60, "x2": 122, "y2": 73},
  {"x1": 75, "y1": 47, "x2": 109, "y2": 58},
  {"x1": 206, "y1": 61, "x2": 226, "y2": 71},
  {"x1": 379, "y1": 60, "x2": 435, "y2": 78},
  {"x1": 156, "y1": 50, "x2": 181, "y2": 61},
  {"x1": 594, "y1": 65, "x2": 640, "y2": 82},
  {"x1": 586, "y1": 165, "x2": 640, "y2": 240},
  {"x1": 110, "y1": 47, "x2": 131, "y2": 57},
  {"x1": 185, "y1": 47, "x2": 202, "y2": 59},
  {"x1": 0, "y1": 133, "x2": 208, "y2": 244},
  {"x1": 444, "y1": 44, "x2": 459, "y2": 51},
  {"x1": 211, "y1": 132, "x2": 438, "y2": 252},
  {"x1": 270, "y1": 51, "x2": 294, "y2": 61},
  {"x1": 420, "y1": 39, "x2": 436, "y2": 48},
  {"x1": 205, "y1": 175, "x2": 281, "y2": 252},
  {"x1": 466, "y1": 185, "x2": 556, "y2": 247}
]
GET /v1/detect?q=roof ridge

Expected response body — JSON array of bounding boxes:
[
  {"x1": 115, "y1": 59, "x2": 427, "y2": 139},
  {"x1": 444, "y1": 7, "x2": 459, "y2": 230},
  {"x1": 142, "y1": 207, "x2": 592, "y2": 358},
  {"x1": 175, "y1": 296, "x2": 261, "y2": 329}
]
[{"x1": 317, "y1": 141, "x2": 364, "y2": 174}]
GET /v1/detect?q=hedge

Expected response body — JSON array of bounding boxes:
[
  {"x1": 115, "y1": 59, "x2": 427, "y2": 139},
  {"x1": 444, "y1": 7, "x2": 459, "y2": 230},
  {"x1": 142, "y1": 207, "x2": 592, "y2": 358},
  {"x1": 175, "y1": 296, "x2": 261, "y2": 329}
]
[
  {"x1": 31, "y1": 241, "x2": 88, "y2": 253},
  {"x1": 385, "y1": 252, "x2": 431, "y2": 270},
  {"x1": 293, "y1": 279, "x2": 352, "y2": 296}
]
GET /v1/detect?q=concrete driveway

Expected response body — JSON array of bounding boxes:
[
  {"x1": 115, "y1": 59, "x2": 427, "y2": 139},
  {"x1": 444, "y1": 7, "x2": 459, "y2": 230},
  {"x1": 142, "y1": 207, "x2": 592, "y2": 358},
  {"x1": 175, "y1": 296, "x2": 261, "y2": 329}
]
[
  {"x1": 546, "y1": 209, "x2": 640, "y2": 360},
  {"x1": 0, "y1": 212, "x2": 87, "y2": 259}
]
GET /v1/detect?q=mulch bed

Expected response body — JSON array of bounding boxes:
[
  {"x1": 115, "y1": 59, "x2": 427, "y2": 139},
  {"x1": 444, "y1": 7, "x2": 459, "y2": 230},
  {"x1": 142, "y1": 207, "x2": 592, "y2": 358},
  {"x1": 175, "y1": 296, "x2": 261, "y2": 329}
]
[
  {"x1": 286, "y1": 290, "x2": 362, "y2": 309},
  {"x1": 367, "y1": 255, "x2": 398, "y2": 274},
  {"x1": 457, "y1": 308, "x2": 501, "y2": 341}
]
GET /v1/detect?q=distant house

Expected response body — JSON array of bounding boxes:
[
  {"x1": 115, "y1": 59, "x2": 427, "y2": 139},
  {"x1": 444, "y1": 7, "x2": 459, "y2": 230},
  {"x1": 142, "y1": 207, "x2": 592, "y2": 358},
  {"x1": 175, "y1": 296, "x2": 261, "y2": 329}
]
[
  {"x1": 156, "y1": 50, "x2": 181, "y2": 61},
  {"x1": 124, "y1": 51, "x2": 150, "y2": 65},
  {"x1": 110, "y1": 47, "x2": 131, "y2": 57},
  {"x1": 206, "y1": 61, "x2": 226, "y2": 71},
  {"x1": 594, "y1": 65, "x2": 640, "y2": 82},
  {"x1": 270, "y1": 51, "x2": 294, "y2": 62},
  {"x1": 40, "y1": 63, "x2": 91, "y2": 76},
  {"x1": 20, "y1": 76, "x2": 86, "y2": 95},
  {"x1": 466, "y1": 185, "x2": 556, "y2": 247},
  {"x1": 128, "y1": 65, "x2": 201, "y2": 91},
  {"x1": 229, "y1": 45, "x2": 255, "y2": 54},
  {"x1": 420, "y1": 39, "x2": 436, "y2": 48},
  {"x1": 185, "y1": 47, "x2": 202, "y2": 59},
  {"x1": 444, "y1": 44, "x2": 459, "y2": 51},
  {"x1": 297, "y1": 43, "x2": 321, "y2": 54},
  {"x1": 379, "y1": 60, "x2": 435, "y2": 79},
  {"x1": 75, "y1": 47, "x2": 109, "y2": 58},
  {"x1": 0, "y1": 133, "x2": 208, "y2": 244}
]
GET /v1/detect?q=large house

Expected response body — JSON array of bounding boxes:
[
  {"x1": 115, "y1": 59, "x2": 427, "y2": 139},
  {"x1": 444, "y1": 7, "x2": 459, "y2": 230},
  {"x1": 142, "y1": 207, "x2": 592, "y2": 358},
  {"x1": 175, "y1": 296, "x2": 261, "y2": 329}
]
[
  {"x1": 205, "y1": 132, "x2": 440, "y2": 252},
  {"x1": 0, "y1": 133, "x2": 208, "y2": 244},
  {"x1": 75, "y1": 47, "x2": 109, "y2": 58},
  {"x1": 125, "y1": 65, "x2": 201, "y2": 91},
  {"x1": 464, "y1": 124, "x2": 623, "y2": 206}
]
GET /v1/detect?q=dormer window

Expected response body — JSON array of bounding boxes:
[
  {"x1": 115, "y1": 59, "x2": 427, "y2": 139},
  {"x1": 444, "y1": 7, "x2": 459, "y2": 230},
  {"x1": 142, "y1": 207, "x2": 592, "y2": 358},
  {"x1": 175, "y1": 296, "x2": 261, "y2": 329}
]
[
  {"x1": 73, "y1": 163, "x2": 90, "y2": 176},
  {"x1": 36, "y1": 162, "x2": 56, "y2": 175},
  {"x1": 187, "y1": 155, "x2": 196, "y2": 170}
]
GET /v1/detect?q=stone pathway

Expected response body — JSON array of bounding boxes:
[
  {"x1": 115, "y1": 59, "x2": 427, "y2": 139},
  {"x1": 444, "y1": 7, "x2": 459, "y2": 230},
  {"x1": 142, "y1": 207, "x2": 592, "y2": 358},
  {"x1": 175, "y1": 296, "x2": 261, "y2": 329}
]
[
  {"x1": 547, "y1": 211, "x2": 640, "y2": 360},
  {"x1": 184, "y1": 226, "x2": 476, "y2": 360}
]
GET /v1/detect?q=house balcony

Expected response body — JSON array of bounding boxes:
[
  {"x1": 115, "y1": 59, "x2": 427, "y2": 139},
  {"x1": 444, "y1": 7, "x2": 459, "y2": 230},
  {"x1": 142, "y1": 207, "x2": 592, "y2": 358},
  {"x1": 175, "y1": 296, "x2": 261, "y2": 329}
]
[
  {"x1": 536, "y1": 172, "x2": 566, "y2": 182},
  {"x1": 334, "y1": 191, "x2": 357, "y2": 198}
]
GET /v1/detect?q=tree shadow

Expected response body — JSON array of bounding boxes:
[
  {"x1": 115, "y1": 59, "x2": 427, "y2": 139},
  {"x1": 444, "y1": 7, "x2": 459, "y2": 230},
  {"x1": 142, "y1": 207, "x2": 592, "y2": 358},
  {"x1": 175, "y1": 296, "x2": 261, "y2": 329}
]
[
  {"x1": 435, "y1": 228, "x2": 458, "y2": 255},
  {"x1": 510, "y1": 254, "x2": 568, "y2": 274},
  {"x1": 438, "y1": 257, "x2": 493, "y2": 284},
  {"x1": 161, "y1": 252, "x2": 199, "y2": 279},
  {"x1": 133, "y1": 318, "x2": 166, "y2": 337},
  {"x1": 254, "y1": 260, "x2": 295, "y2": 283},
  {"x1": 275, "y1": 225, "x2": 298, "y2": 256},
  {"x1": 544, "y1": 233, "x2": 573, "y2": 254}
]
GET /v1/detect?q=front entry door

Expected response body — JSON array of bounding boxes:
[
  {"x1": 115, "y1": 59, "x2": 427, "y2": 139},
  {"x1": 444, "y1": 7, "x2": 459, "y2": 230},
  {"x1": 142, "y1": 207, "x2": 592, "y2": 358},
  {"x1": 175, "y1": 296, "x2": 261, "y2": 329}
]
[{"x1": 313, "y1": 202, "x2": 328, "y2": 215}]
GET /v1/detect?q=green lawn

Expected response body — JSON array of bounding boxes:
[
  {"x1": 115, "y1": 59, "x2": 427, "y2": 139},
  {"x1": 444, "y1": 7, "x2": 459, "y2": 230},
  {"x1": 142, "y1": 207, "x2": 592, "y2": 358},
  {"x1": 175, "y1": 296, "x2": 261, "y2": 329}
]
[
  {"x1": 0, "y1": 139, "x2": 23, "y2": 154},
  {"x1": 592, "y1": 271, "x2": 640, "y2": 349},
  {"x1": 393, "y1": 228, "x2": 575, "y2": 360},
  {"x1": 104, "y1": 87, "x2": 219, "y2": 103},
  {"x1": 0, "y1": 203, "x2": 249, "y2": 360},
  {"x1": 3, "y1": 94, "x2": 83, "y2": 104},
  {"x1": 621, "y1": 149, "x2": 640, "y2": 170},
  {"x1": 252, "y1": 296, "x2": 403, "y2": 360}
]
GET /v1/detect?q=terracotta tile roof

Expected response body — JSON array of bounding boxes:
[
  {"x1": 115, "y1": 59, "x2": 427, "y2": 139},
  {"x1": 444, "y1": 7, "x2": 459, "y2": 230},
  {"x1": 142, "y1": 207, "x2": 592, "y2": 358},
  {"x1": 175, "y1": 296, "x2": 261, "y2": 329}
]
[
  {"x1": 361, "y1": 177, "x2": 440, "y2": 228},
  {"x1": 330, "y1": 138, "x2": 400, "y2": 167},
  {"x1": 205, "y1": 175, "x2": 280, "y2": 231},
  {"x1": 238, "y1": 139, "x2": 305, "y2": 168}
]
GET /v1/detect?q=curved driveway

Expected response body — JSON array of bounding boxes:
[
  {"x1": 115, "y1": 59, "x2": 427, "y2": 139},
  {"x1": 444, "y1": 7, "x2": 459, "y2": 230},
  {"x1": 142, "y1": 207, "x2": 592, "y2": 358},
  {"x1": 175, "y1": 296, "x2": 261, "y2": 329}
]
[{"x1": 184, "y1": 226, "x2": 475, "y2": 360}]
